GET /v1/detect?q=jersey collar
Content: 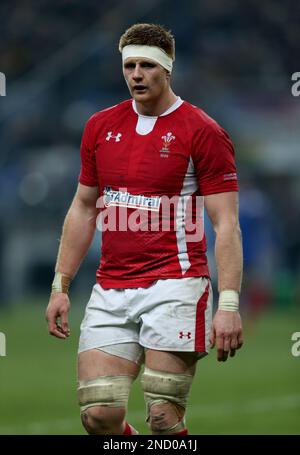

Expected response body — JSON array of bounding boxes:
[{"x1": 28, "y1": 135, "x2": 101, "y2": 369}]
[{"x1": 132, "y1": 96, "x2": 183, "y2": 118}]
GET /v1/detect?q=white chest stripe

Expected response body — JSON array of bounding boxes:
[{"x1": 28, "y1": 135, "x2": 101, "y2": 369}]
[{"x1": 175, "y1": 157, "x2": 199, "y2": 274}]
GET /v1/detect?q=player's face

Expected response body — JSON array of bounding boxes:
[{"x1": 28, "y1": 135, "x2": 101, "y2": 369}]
[{"x1": 123, "y1": 58, "x2": 170, "y2": 104}]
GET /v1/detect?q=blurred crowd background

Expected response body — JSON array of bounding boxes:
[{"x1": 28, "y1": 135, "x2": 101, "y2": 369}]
[{"x1": 0, "y1": 0, "x2": 299, "y2": 317}]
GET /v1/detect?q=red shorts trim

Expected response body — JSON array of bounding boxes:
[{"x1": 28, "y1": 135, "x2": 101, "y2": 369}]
[{"x1": 195, "y1": 282, "x2": 210, "y2": 351}]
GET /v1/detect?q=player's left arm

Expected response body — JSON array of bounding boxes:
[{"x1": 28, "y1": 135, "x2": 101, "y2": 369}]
[{"x1": 204, "y1": 191, "x2": 244, "y2": 362}]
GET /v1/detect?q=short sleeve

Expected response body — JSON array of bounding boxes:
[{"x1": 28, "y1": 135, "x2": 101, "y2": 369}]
[
  {"x1": 192, "y1": 123, "x2": 239, "y2": 196},
  {"x1": 78, "y1": 117, "x2": 98, "y2": 186}
]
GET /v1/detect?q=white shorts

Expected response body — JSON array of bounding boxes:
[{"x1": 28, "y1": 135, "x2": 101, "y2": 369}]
[{"x1": 78, "y1": 277, "x2": 213, "y2": 363}]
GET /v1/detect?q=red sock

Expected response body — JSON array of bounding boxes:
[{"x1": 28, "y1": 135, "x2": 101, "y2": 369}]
[
  {"x1": 122, "y1": 422, "x2": 138, "y2": 435},
  {"x1": 173, "y1": 428, "x2": 188, "y2": 435}
]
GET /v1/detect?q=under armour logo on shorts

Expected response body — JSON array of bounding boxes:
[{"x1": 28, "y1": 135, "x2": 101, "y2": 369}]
[
  {"x1": 106, "y1": 131, "x2": 122, "y2": 142},
  {"x1": 179, "y1": 331, "x2": 192, "y2": 339}
]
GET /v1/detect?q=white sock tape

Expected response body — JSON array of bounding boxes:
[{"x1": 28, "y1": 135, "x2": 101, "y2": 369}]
[
  {"x1": 122, "y1": 45, "x2": 173, "y2": 72},
  {"x1": 218, "y1": 290, "x2": 239, "y2": 312}
]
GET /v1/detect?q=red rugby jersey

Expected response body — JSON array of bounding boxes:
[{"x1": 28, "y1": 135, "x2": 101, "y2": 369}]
[{"x1": 79, "y1": 98, "x2": 238, "y2": 288}]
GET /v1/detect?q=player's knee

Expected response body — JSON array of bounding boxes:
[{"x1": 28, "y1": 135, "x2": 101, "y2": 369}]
[
  {"x1": 149, "y1": 402, "x2": 185, "y2": 432},
  {"x1": 77, "y1": 375, "x2": 134, "y2": 435},
  {"x1": 141, "y1": 367, "x2": 193, "y2": 434},
  {"x1": 81, "y1": 406, "x2": 126, "y2": 435}
]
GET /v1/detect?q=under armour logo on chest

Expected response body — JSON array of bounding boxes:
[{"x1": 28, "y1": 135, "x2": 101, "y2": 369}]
[
  {"x1": 106, "y1": 131, "x2": 122, "y2": 142},
  {"x1": 179, "y1": 331, "x2": 192, "y2": 339}
]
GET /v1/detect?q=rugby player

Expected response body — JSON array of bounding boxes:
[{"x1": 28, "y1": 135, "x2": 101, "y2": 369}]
[{"x1": 46, "y1": 23, "x2": 243, "y2": 435}]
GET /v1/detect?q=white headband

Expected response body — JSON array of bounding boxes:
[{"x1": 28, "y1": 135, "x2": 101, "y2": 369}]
[{"x1": 122, "y1": 45, "x2": 173, "y2": 73}]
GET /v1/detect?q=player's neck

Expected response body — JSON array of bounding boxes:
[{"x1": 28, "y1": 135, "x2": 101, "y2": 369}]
[{"x1": 134, "y1": 89, "x2": 177, "y2": 117}]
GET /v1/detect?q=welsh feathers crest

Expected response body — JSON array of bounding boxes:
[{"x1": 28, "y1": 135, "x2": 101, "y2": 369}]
[{"x1": 160, "y1": 132, "x2": 175, "y2": 154}]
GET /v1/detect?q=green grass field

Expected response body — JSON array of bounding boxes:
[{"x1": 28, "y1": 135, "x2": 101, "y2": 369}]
[{"x1": 0, "y1": 302, "x2": 299, "y2": 435}]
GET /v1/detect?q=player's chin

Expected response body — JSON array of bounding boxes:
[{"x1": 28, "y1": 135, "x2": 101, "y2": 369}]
[{"x1": 132, "y1": 90, "x2": 151, "y2": 101}]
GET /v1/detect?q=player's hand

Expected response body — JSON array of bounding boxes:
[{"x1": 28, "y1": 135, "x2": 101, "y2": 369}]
[
  {"x1": 45, "y1": 293, "x2": 71, "y2": 339},
  {"x1": 209, "y1": 310, "x2": 243, "y2": 362}
]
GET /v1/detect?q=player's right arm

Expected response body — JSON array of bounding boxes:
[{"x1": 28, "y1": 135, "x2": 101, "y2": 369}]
[{"x1": 45, "y1": 183, "x2": 99, "y2": 339}]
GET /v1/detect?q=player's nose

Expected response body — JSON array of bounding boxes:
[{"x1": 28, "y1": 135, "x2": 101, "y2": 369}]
[{"x1": 132, "y1": 64, "x2": 143, "y2": 80}]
